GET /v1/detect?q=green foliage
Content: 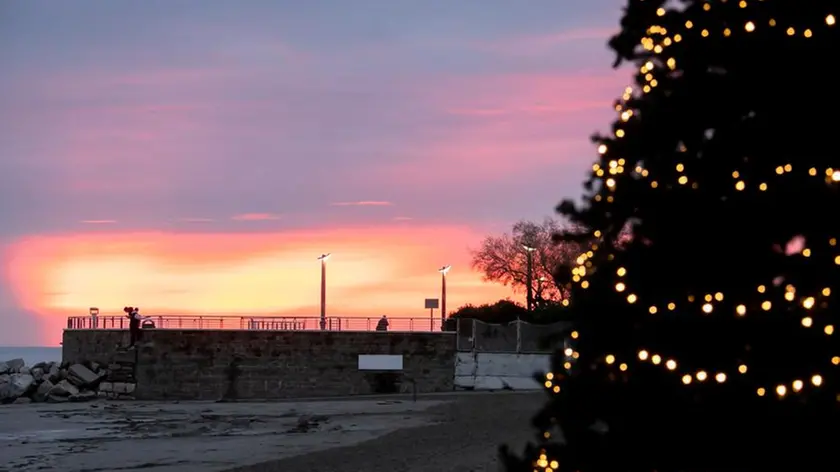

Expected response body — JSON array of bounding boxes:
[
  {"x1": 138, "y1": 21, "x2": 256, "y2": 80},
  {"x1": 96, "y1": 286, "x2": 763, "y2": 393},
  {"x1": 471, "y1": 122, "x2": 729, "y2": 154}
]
[{"x1": 504, "y1": 1, "x2": 840, "y2": 471}]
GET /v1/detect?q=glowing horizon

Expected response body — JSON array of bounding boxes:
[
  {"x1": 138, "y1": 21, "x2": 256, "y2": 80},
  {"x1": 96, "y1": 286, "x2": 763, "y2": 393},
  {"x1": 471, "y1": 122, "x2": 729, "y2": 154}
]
[{"x1": 4, "y1": 224, "x2": 520, "y2": 345}]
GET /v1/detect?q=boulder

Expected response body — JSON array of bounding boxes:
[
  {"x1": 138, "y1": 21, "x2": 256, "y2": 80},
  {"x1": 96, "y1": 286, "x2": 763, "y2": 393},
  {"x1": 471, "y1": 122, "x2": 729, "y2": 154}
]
[
  {"x1": 4, "y1": 358, "x2": 25, "y2": 372},
  {"x1": 32, "y1": 379, "x2": 54, "y2": 402},
  {"x1": 0, "y1": 373, "x2": 35, "y2": 401},
  {"x1": 67, "y1": 364, "x2": 99, "y2": 388},
  {"x1": 48, "y1": 379, "x2": 79, "y2": 397},
  {"x1": 0, "y1": 358, "x2": 130, "y2": 404},
  {"x1": 30, "y1": 367, "x2": 44, "y2": 381},
  {"x1": 47, "y1": 364, "x2": 61, "y2": 382}
]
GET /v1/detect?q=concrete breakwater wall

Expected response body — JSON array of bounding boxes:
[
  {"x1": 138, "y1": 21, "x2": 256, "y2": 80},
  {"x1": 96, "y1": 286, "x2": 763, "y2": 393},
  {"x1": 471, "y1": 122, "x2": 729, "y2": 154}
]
[
  {"x1": 454, "y1": 352, "x2": 551, "y2": 390},
  {"x1": 62, "y1": 329, "x2": 456, "y2": 400}
]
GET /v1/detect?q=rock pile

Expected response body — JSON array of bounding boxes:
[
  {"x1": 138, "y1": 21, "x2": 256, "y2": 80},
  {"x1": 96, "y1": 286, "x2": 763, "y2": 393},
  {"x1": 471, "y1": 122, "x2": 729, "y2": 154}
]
[{"x1": 0, "y1": 358, "x2": 137, "y2": 405}]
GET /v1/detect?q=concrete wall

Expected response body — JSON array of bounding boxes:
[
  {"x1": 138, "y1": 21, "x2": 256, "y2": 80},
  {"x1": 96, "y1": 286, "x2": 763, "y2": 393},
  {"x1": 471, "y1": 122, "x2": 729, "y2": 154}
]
[
  {"x1": 454, "y1": 352, "x2": 551, "y2": 390},
  {"x1": 62, "y1": 329, "x2": 455, "y2": 400}
]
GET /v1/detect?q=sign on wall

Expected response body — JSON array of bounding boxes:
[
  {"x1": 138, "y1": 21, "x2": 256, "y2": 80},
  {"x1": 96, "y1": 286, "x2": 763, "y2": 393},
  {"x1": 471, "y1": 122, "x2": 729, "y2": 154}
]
[{"x1": 358, "y1": 354, "x2": 403, "y2": 371}]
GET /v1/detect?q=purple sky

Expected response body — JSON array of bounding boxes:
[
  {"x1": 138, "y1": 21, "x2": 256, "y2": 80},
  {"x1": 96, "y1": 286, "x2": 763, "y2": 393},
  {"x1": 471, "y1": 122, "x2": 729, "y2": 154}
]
[{"x1": 0, "y1": 0, "x2": 628, "y2": 346}]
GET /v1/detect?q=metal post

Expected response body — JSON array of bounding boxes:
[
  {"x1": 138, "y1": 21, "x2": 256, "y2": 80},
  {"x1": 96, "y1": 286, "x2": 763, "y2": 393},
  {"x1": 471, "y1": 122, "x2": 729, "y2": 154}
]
[
  {"x1": 526, "y1": 251, "x2": 534, "y2": 311},
  {"x1": 429, "y1": 308, "x2": 434, "y2": 331},
  {"x1": 320, "y1": 258, "x2": 326, "y2": 330},
  {"x1": 516, "y1": 320, "x2": 522, "y2": 353},
  {"x1": 441, "y1": 272, "x2": 447, "y2": 330}
]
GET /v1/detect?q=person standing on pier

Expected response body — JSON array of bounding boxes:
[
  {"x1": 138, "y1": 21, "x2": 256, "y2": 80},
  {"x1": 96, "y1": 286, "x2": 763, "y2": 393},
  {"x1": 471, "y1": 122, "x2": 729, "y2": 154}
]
[{"x1": 124, "y1": 306, "x2": 143, "y2": 348}]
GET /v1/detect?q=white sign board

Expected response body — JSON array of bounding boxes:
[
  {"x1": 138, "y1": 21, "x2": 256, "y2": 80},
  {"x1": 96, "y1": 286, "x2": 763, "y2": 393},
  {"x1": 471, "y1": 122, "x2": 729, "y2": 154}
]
[{"x1": 358, "y1": 354, "x2": 403, "y2": 371}]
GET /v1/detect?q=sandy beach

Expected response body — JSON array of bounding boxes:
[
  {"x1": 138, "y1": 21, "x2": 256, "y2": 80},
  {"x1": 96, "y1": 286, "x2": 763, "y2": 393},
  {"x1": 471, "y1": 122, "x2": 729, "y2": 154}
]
[{"x1": 0, "y1": 392, "x2": 541, "y2": 472}]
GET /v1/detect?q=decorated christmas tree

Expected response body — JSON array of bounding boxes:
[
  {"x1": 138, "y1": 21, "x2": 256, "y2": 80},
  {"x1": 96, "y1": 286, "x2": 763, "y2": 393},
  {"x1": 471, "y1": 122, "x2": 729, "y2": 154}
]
[{"x1": 503, "y1": 1, "x2": 840, "y2": 471}]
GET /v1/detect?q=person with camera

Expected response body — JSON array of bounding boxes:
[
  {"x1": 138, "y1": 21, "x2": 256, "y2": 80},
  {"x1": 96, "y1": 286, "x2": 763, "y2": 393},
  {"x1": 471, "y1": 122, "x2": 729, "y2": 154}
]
[{"x1": 124, "y1": 306, "x2": 144, "y2": 348}]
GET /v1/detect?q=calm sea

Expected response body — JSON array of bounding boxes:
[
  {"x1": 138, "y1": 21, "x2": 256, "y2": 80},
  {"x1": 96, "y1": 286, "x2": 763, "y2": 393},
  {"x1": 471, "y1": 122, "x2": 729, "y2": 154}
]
[{"x1": 0, "y1": 346, "x2": 62, "y2": 367}]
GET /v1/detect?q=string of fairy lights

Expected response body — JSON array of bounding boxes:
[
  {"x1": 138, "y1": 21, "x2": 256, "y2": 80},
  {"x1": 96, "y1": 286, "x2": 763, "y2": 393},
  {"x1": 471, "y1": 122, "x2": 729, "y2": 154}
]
[{"x1": 544, "y1": 2, "x2": 840, "y2": 439}]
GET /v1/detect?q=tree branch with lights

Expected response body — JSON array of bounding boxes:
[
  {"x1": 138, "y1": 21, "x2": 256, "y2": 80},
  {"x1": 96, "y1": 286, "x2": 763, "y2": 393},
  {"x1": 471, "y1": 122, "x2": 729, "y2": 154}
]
[{"x1": 502, "y1": 1, "x2": 840, "y2": 471}]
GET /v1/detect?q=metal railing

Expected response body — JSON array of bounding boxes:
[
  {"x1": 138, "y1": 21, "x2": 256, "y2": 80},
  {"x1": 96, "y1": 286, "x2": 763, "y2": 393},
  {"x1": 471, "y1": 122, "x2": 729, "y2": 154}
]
[{"x1": 67, "y1": 314, "x2": 446, "y2": 332}]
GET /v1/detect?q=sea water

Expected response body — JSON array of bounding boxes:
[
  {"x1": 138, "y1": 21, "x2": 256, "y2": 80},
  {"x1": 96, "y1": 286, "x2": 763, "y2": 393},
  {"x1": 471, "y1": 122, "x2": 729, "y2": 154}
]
[{"x1": 0, "y1": 346, "x2": 62, "y2": 366}]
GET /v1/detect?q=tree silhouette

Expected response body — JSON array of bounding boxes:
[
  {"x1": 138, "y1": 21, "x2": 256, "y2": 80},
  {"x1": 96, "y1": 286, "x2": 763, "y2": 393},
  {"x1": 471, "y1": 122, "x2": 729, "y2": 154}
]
[
  {"x1": 504, "y1": 1, "x2": 840, "y2": 471},
  {"x1": 471, "y1": 218, "x2": 581, "y2": 306}
]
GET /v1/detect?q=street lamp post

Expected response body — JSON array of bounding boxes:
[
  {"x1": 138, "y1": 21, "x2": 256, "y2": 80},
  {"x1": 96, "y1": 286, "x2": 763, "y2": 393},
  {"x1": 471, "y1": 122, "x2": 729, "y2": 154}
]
[
  {"x1": 439, "y1": 265, "x2": 451, "y2": 330},
  {"x1": 317, "y1": 253, "x2": 331, "y2": 330},
  {"x1": 523, "y1": 245, "x2": 536, "y2": 311}
]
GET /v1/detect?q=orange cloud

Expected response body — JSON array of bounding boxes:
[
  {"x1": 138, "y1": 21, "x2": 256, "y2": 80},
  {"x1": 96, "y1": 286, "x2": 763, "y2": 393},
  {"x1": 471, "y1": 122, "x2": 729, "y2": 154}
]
[
  {"x1": 4, "y1": 224, "x2": 515, "y2": 345},
  {"x1": 331, "y1": 201, "x2": 394, "y2": 207},
  {"x1": 231, "y1": 213, "x2": 281, "y2": 221}
]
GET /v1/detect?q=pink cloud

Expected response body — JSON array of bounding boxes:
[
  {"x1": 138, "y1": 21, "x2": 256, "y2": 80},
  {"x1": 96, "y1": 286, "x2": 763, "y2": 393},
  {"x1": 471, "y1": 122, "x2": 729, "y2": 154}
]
[
  {"x1": 331, "y1": 201, "x2": 394, "y2": 207},
  {"x1": 178, "y1": 217, "x2": 215, "y2": 223},
  {"x1": 366, "y1": 72, "x2": 627, "y2": 186},
  {"x1": 479, "y1": 27, "x2": 617, "y2": 57},
  {"x1": 432, "y1": 72, "x2": 624, "y2": 117},
  {"x1": 231, "y1": 213, "x2": 281, "y2": 221},
  {"x1": 79, "y1": 220, "x2": 117, "y2": 224},
  {"x1": 392, "y1": 216, "x2": 413, "y2": 221},
  {"x1": 445, "y1": 108, "x2": 509, "y2": 117},
  {"x1": 106, "y1": 68, "x2": 239, "y2": 87}
]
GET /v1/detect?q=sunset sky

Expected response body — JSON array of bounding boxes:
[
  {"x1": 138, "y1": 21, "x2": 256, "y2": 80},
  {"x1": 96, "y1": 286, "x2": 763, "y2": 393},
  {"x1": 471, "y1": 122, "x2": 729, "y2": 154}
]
[{"x1": 0, "y1": 0, "x2": 628, "y2": 346}]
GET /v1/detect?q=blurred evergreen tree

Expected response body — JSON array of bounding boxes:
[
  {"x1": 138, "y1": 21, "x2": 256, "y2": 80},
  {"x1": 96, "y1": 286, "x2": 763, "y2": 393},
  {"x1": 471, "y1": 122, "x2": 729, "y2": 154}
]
[{"x1": 503, "y1": 1, "x2": 840, "y2": 470}]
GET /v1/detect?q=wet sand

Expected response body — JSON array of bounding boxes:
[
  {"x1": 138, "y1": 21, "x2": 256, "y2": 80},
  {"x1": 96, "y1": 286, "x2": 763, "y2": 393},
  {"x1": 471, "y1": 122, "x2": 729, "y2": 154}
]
[
  {"x1": 227, "y1": 391, "x2": 542, "y2": 472},
  {"x1": 0, "y1": 396, "x2": 450, "y2": 472},
  {"x1": 0, "y1": 392, "x2": 541, "y2": 472}
]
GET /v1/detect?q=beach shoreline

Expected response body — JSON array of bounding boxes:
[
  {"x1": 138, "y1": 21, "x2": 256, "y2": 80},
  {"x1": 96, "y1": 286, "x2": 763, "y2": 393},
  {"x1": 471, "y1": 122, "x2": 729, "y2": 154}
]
[{"x1": 0, "y1": 391, "x2": 540, "y2": 472}]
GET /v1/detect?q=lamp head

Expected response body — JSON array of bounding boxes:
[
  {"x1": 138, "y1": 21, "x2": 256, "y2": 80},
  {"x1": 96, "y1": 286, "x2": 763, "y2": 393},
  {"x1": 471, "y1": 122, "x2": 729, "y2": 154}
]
[
  {"x1": 439, "y1": 265, "x2": 451, "y2": 275},
  {"x1": 522, "y1": 244, "x2": 536, "y2": 252},
  {"x1": 318, "y1": 253, "x2": 332, "y2": 261}
]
